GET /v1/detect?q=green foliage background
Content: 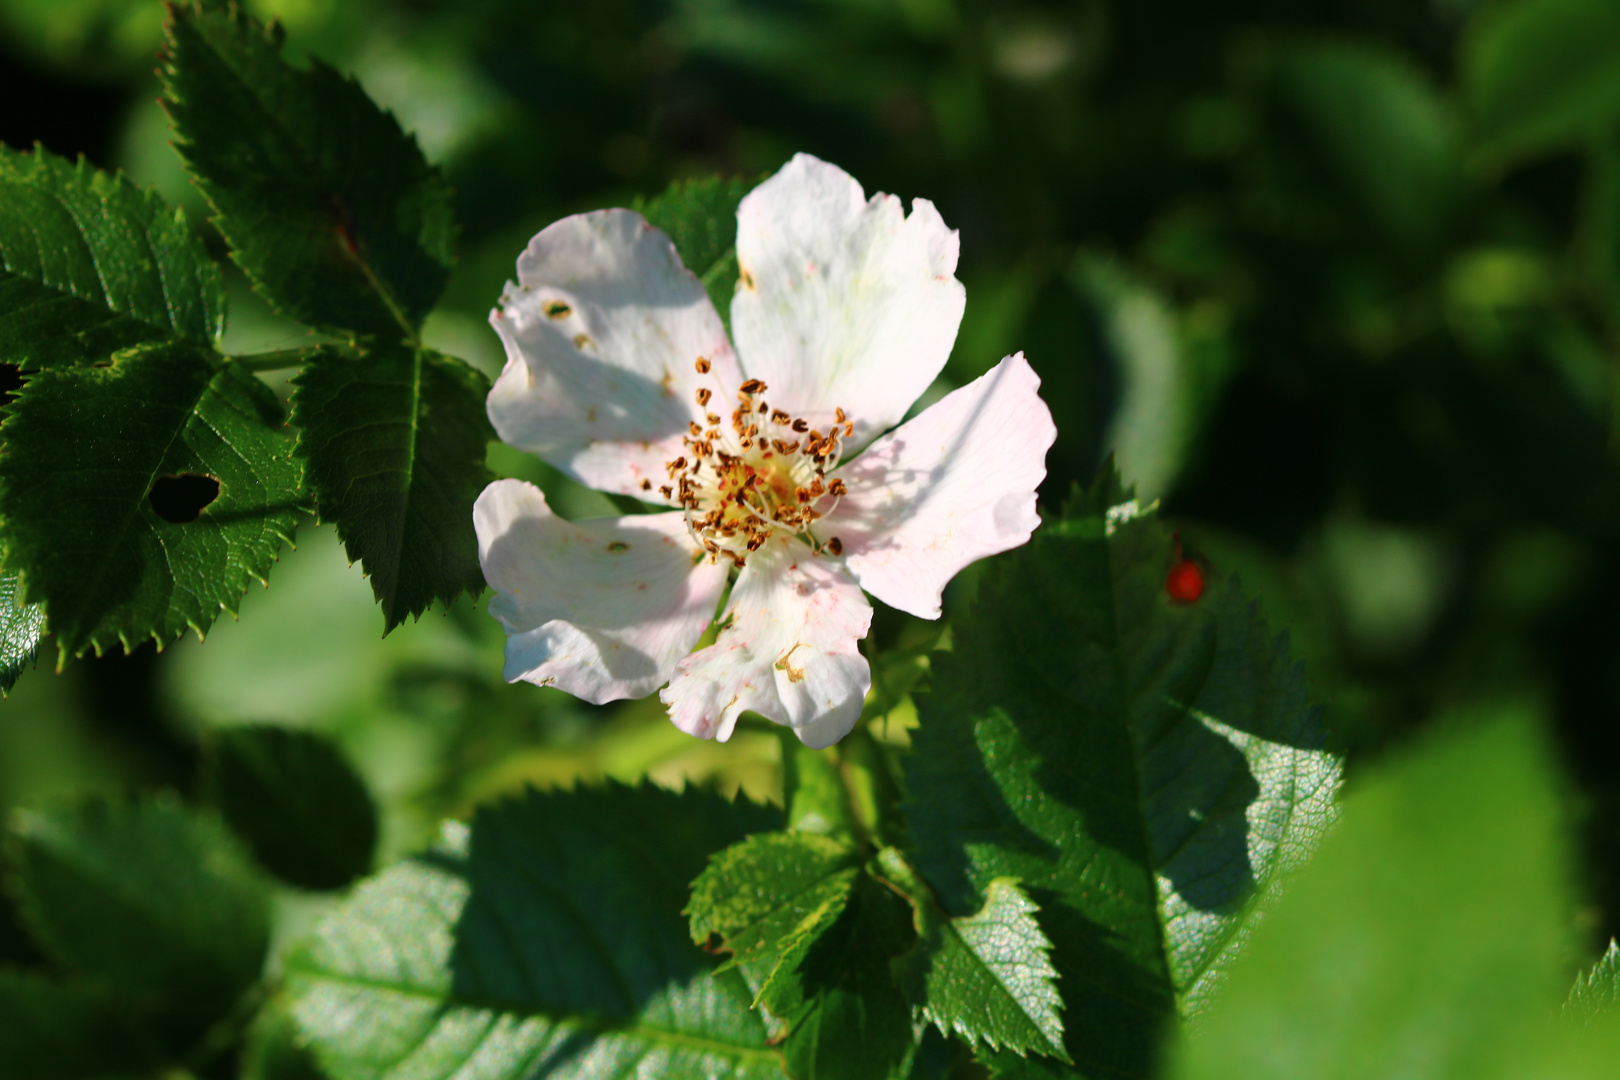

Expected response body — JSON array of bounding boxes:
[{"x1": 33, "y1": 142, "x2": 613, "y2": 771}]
[{"x1": 5, "y1": 0, "x2": 1620, "y2": 1076}]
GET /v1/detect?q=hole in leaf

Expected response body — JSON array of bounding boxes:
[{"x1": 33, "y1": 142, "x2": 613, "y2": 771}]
[{"x1": 148, "y1": 473, "x2": 220, "y2": 523}]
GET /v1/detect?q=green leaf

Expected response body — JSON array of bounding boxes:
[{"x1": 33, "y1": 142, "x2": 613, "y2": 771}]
[
  {"x1": 1270, "y1": 38, "x2": 1459, "y2": 250},
  {"x1": 0, "y1": 571, "x2": 45, "y2": 696},
  {"x1": 634, "y1": 175, "x2": 753, "y2": 328},
  {"x1": 766, "y1": 870, "x2": 918, "y2": 1080},
  {"x1": 243, "y1": 999, "x2": 332, "y2": 1080},
  {"x1": 287, "y1": 784, "x2": 786, "y2": 1080},
  {"x1": 1165, "y1": 712, "x2": 1578, "y2": 1080},
  {"x1": 1463, "y1": 0, "x2": 1620, "y2": 168},
  {"x1": 0, "y1": 343, "x2": 304, "y2": 659},
  {"x1": 688, "y1": 831, "x2": 862, "y2": 982},
  {"x1": 0, "y1": 969, "x2": 170, "y2": 1080},
  {"x1": 0, "y1": 144, "x2": 224, "y2": 371},
  {"x1": 204, "y1": 725, "x2": 379, "y2": 891},
  {"x1": 880, "y1": 856, "x2": 1064, "y2": 1062},
  {"x1": 290, "y1": 343, "x2": 493, "y2": 629},
  {"x1": 901, "y1": 466, "x2": 1342, "y2": 1077},
  {"x1": 161, "y1": 2, "x2": 456, "y2": 339},
  {"x1": 4, "y1": 795, "x2": 272, "y2": 1027},
  {"x1": 1566, "y1": 940, "x2": 1620, "y2": 1023}
]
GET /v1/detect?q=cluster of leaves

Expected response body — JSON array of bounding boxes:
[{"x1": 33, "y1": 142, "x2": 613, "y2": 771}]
[
  {"x1": 10, "y1": 3, "x2": 1620, "y2": 1079},
  {"x1": 0, "y1": 0, "x2": 494, "y2": 680},
  {"x1": 0, "y1": 726, "x2": 377, "y2": 1078}
]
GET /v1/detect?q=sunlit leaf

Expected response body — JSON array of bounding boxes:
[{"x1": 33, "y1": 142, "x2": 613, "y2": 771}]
[
  {"x1": 903, "y1": 465, "x2": 1342, "y2": 1077},
  {"x1": 0, "y1": 143, "x2": 224, "y2": 370},
  {"x1": 634, "y1": 174, "x2": 753, "y2": 329},
  {"x1": 1166, "y1": 712, "x2": 1582, "y2": 1080},
  {"x1": 0, "y1": 343, "x2": 304, "y2": 659},
  {"x1": 1566, "y1": 939, "x2": 1620, "y2": 1023},
  {"x1": 0, "y1": 572, "x2": 45, "y2": 696},
  {"x1": 287, "y1": 785, "x2": 787, "y2": 1080}
]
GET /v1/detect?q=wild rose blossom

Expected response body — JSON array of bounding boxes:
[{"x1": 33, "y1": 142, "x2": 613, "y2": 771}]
[{"x1": 474, "y1": 154, "x2": 1055, "y2": 748}]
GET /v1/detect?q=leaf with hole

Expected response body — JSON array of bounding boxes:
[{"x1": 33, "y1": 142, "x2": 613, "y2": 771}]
[
  {"x1": 290, "y1": 342, "x2": 493, "y2": 629},
  {"x1": 0, "y1": 342, "x2": 304, "y2": 659},
  {"x1": 902, "y1": 465, "x2": 1342, "y2": 1077},
  {"x1": 205, "y1": 725, "x2": 378, "y2": 891},
  {"x1": 287, "y1": 784, "x2": 786, "y2": 1080},
  {"x1": 161, "y1": 2, "x2": 456, "y2": 338},
  {"x1": 4, "y1": 795, "x2": 271, "y2": 1031},
  {"x1": 0, "y1": 144, "x2": 224, "y2": 372}
]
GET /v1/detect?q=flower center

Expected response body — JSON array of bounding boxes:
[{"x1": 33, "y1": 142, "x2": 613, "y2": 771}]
[{"x1": 647, "y1": 357, "x2": 852, "y2": 568}]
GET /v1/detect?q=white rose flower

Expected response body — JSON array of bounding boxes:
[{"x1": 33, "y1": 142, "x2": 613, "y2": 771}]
[{"x1": 475, "y1": 153, "x2": 1055, "y2": 748}]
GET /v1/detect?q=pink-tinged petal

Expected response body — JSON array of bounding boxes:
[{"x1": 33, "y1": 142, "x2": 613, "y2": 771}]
[
  {"x1": 821, "y1": 353, "x2": 1054, "y2": 620},
  {"x1": 731, "y1": 153, "x2": 965, "y2": 451},
  {"x1": 487, "y1": 209, "x2": 743, "y2": 501},
  {"x1": 661, "y1": 536, "x2": 872, "y2": 749},
  {"x1": 474, "y1": 479, "x2": 729, "y2": 703}
]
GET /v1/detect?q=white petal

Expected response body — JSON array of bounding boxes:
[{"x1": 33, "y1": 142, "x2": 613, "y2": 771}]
[
  {"x1": 661, "y1": 536, "x2": 872, "y2": 749},
  {"x1": 821, "y1": 353, "x2": 1054, "y2": 620},
  {"x1": 731, "y1": 153, "x2": 965, "y2": 451},
  {"x1": 474, "y1": 479, "x2": 729, "y2": 703},
  {"x1": 487, "y1": 209, "x2": 743, "y2": 501}
]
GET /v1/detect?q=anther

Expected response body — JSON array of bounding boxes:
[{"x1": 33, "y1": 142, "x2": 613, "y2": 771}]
[
  {"x1": 739, "y1": 379, "x2": 765, "y2": 395},
  {"x1": 641, "y1": 479, "x2": 652, "y2": 491},
  {"x1": 696, "y1": 388, "x2": 712, "y2": 406},
  {"x1": 835, "y1": 407, "x2": 846, "y2": 424},
  {"x1": 689, "y1": 421, "x2": 702, "y2": 436},
  {"x1": 771, "y1": 410, "x2": 790, "y2": 425},
  {"x1": 706, "y1": 412, "x2": 721, "y2": 426},
  {"x1": 826, "y1": 537, "x2": 843, "y2": 556},
  {"x1": 827, "y1": 478, "x2": 847, "y2": 497},
  {"x1": 695, "y1": 357, "x2": 711, "y2": 374},
  {"x1": 791, "y1": 418, "x2": 809, "y2": 433},
  {"x1": 660, "y1": 485, "x2": 673, "y2": 498}
]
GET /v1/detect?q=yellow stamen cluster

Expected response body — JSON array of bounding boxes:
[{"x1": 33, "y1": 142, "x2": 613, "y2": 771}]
[{"x1": 646, "y1": 358, "x2": 853, "y2": 567}]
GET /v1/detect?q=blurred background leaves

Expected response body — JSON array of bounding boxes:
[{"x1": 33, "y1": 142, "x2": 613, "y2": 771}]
[{"x1": 6, "y1": 0, "x2": 1620, "y2": 976}]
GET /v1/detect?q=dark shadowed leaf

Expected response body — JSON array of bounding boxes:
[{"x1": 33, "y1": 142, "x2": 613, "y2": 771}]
[
  {"x1": 161, "y1": 2, "x2": 456, "y2": 338},
  {"x1": 4, "y1": 795, "x2": 271, "y2": 1027},
  {"x1": 902, "y1": 466, "x2": 1341, "y2": 1077},
  {"x1": 0, "y1": 144, "x2": 224, "y2": 371},
  {"x1": 1463, "y1": 0, "x2": 1620, "y2": 168},
  {"x1": 0, "y1": 343, "x2": 304, "y2": 659},
  {"x1": 287, "y1": 785, "x2": 787, "y2": 1080},
  {"x1": 205, "y1": 725, "x2": 379, "y2": 891},
  {"x1": 0, "y1": 969, "x2": 170, "y2": 1080},
  {"x1": 290, "y1": 342, "x2": 493, "y2": 629}
]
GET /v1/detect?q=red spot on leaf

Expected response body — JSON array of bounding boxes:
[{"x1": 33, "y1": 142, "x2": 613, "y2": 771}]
[{"x1": 1166, "y1": 559, "x2": 1204, "y2": 604}]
